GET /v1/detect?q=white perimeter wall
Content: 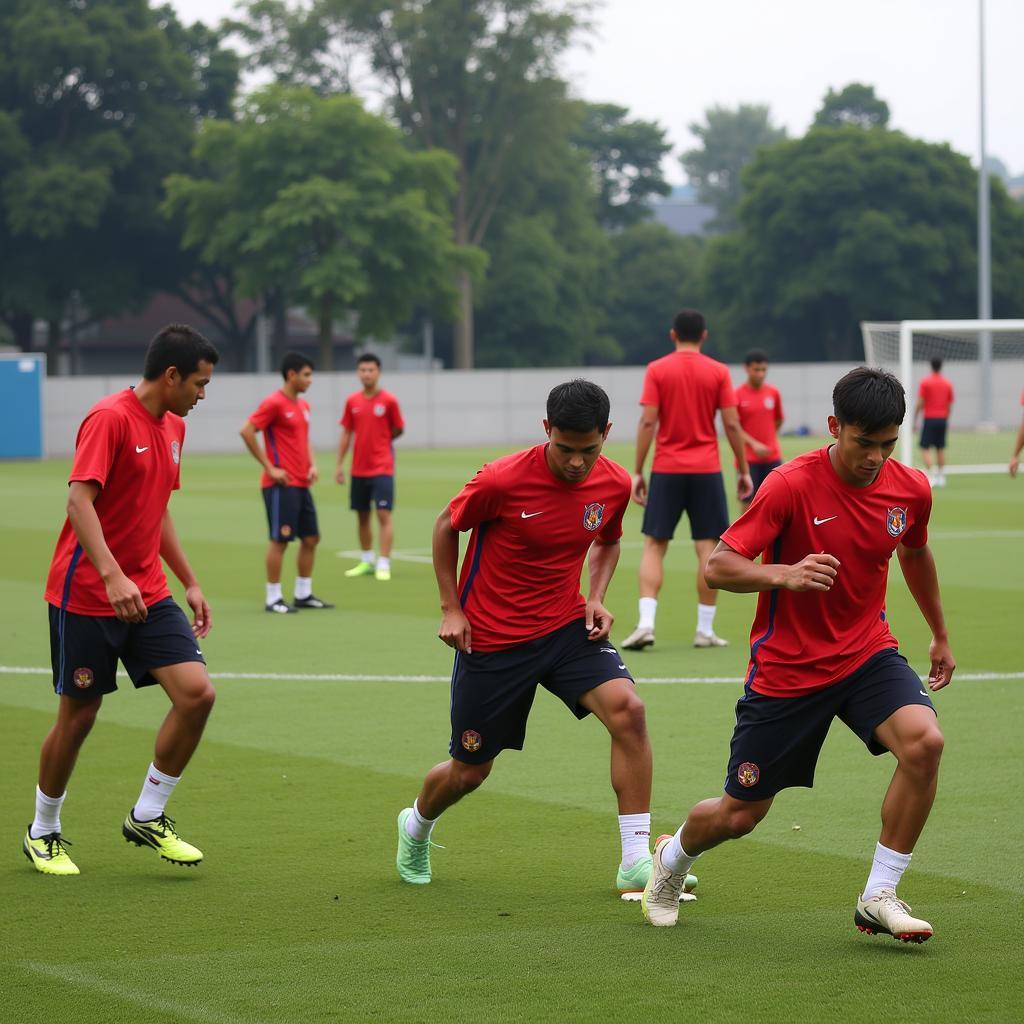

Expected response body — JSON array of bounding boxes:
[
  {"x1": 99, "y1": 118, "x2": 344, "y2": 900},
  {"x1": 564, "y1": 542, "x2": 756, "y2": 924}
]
[{"x1": 42, "y1": 360, "x2": 1024, "y2": 457}]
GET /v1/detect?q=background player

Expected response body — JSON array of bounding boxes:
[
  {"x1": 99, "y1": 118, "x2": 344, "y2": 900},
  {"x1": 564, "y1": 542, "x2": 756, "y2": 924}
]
[
  {"x1": 914, "y1": 357, "x2": 954, "y2": 486},
  {"x1": 642, "y1": 367, "x2": 953, "y2": 945},
  {"x1": 25, "y1": 325, "x2": 219, "y2": 876},
  {"x1": 335, "y1": 353, "x2": 404, "y2": 581},
  {"x1": 735, "y1": 349, "x2": 784, "y2": 503},
  {"x1": 623, "y1": 309, "x2": 752, "y2": 652},
  {"x1": 241, "y1": 352, "x2": 333, "y2": 613}
]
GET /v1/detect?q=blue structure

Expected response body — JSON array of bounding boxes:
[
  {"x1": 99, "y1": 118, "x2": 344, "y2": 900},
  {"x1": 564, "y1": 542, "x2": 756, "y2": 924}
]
[{"x1": 0, "y1": 353, "x2": 45, "y2": 458}]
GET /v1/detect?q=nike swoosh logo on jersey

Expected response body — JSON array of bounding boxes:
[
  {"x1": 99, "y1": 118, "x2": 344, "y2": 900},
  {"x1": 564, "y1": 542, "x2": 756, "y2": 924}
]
[
  {"x1": 135, "y1": 446, "x2": 149, "y2": 453},
  {"x1": 919, "y1": 690, "x2": 929, "y2": 697},
  {"x1": 521, "y1": 511, "x2": 544, "y2": 519},
  {"x1": 813, "y1": 515, "x2": 837, "y2": 525},
  {"x1": 285, "y1": 412, "x2": 295, "y2": 418}
]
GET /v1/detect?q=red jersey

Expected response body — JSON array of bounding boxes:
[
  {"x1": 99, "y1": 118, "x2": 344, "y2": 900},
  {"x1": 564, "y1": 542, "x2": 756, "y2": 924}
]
[
  {"x1": 917, "y1": 373, "x2": 954, "y2": 419},
  {"x1": 449, "y1": 445, "x2": 631, "y2": 652},
  {"x1": 735, "y1": 382, "x2": 784, "y2": 464},
  {"x1": 45, "y1": 390, "x2": 185, "y2": 616},
  {"x1": 340, "y1": 389, "x2": 404, "y2": 477},
  {"x1": 249, "y1": 390, "x2": 312, "y2": 489},
  {"x1": 641, "y1": 350, "x2": 736, "y2": 473},
  {"x1": 721, "y1": 447, "x2": 932, "y2": 697}
]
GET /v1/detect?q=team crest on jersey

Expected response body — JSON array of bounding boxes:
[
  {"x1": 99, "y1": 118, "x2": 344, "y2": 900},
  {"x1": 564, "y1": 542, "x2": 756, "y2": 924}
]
[
  {"x1": 373, "y1": 403, "x2": 386, "y2": 417},
  {"x1": 170, "y1": 439, "x2": 180, "y2": 465},
  {"x1": 582, "y1": 502, "x2": 605, "y2": 532},
  {"x1": 737, "y1": 762, "x2": 760, "y2": 787},
  {"x1": 73, "y1": 667, "x2": 94, "y2": 689},
  {"x1": 886, "y1": 507, "x2": 907, "y2": 538},
  {"x1": 764, "y1": 397, "x2": 775, "y2": 410},
  {"x1": 461, "y1": 729, "x2": 482, "y2": 753}
]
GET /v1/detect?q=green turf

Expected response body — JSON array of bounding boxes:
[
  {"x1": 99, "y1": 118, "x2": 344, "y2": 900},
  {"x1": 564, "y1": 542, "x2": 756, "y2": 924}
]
[{"x1": 2, "y1": 437, "x2": 1023, "y2": 1023}]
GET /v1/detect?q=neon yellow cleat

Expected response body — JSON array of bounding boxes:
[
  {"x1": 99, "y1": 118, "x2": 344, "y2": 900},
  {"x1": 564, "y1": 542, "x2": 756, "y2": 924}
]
[
  {"x1": 23, "y1": 828, "x2": 80, "y2": 876},
  {"x1": 123, "y1": 812, "x2": 202, "y2": 866},
  {"x1": 344, "y1": 561, "x2": 375, "y2": 578},
  {"x1": 375, "y1": 567, "x2": 391, "y2": 581}
]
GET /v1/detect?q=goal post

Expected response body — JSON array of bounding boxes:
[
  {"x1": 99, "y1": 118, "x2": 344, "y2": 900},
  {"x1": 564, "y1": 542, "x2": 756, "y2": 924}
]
[{"x1": 861, "y1": 319, "x2": 1024, "y2": 470}]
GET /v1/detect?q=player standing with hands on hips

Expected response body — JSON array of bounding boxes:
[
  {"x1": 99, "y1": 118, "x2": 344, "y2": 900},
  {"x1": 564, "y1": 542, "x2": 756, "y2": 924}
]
[{"x1": 642, "y1": 368, "x2": 954, "y2": 943}]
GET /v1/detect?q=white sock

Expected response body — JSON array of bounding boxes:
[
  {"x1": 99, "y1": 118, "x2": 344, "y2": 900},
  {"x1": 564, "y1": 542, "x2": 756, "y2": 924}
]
[
  {"x1": 133, "y1": 763, "x2": 180, "y2": 822},
  {"x1": 376, "y1": 557, "x2": 390, "y2": 572},
  {"x1": 618, "y1": 813, "x2": 651, "y2": 869},
  {"x1": 295, "y1": 576, "x2": 312, "y2": 600},
  {"x1": 697, "y1": 603, "x2": 717, "y2": 636},
  {"x1": 361, "y1": 550, "x2": 375, "y2": 565},
  {"x1": 31, "y1": 786, "x2": 66, "y2": 838},
  {"x1": 661, "y1": 824, "x2": 700, "y2": 875},
  {"x1": 266, "y1": 581, "x2": 282, "y2": 604},
  {"x1": 405, "y1": 799, "x2": 436, "y2": 841},
  {"x1": 863, "y1": 842, "x2": 912, "y2": 898},
  {"x1": 638, "y1": 597, "x2": 657, "y2": 630}
]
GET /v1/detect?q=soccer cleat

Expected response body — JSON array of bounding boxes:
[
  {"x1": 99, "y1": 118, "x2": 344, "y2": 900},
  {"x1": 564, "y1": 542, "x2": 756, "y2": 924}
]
[
  {"x1": 23, "y1": 828, "x2": 79, "y2": 876},
  {"x1": 396, "y1": 807, "x2": 432, "y2": 884},
  {"x1": 266, "y1": 598, "x2": 297, "y2": 614},
  {"x1": 621, "y1": 626, "x2": 655, "y2": 651},
  {"x1": 293, "y1": 594, "x2": 334, "y2": 609},
  {"x1": 855, "y1": 890, "x2": 933, "y2": 943},
  {"x1": 618, "y1": 854, "x2": 697, "y2": 899},
  {"x1": 344, "y1": 561, "x2": 376, "y2": 578},
  {"x1": 122, "y1": 812, "x2": 203, "y2": 866},
  {"x1": 375, "y1": 566, "x2": 391, "y2": 582},
  {"x1": 693, "y1": 631, "x2": 728, "y2": 648},
  {"x1": 642, "y1": 835, "x2": 689, "y2": 926}
]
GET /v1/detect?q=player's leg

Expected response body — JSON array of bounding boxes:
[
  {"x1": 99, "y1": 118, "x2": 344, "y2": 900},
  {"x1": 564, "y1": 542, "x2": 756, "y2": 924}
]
[
  {"x1": 689, "y1": 473, "x2": 730, "y2": 647},
  {"x1": 371, "y1": 477, "x2": 395, "y2": 579},
  {"x1": 293, "y1": 493, "x2": 333, "y2": 608},
  {"x1": 264, "y1": 486, "x2": 298, "y2": 611},
  {"x1": 935, "y1": 422, "x2": 947, "y2": 485},
  {"x1": 345, "y1": 478, "x2": 376, "y2": 576}
]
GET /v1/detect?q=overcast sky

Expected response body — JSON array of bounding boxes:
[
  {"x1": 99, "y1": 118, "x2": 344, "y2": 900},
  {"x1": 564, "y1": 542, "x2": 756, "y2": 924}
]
[{"x1": 169, "y1": 0, "x2": 1024, "y2": 180}]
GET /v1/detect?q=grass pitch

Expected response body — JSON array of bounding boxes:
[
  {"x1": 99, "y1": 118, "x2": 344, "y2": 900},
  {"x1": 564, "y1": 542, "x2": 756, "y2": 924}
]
[{"x1": 2, "y1": 437, "x2": 1022, "y2": 1023}]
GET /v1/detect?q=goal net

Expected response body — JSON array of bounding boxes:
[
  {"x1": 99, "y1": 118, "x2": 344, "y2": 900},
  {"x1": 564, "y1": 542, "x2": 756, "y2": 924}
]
[{"x1": 861, "y1": 319, "x2": 1024, "y2": 471}]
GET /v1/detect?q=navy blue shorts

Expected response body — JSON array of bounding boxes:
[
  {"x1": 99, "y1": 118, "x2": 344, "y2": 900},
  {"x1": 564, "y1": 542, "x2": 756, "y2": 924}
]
[
  {"x1": 723, "y1": 649, "x2": 937, "y2": 801},
  {"x1": 743, "y1": 461, "x2": 781, "y2": 504},
  {"x1": 263, "y1": 485, "x2": 319, "y2": 542},
  {"x1": 350, "y1": 474, "x2": 394, "y2": 512},
  {"x1": 48, "y1": 597, "x2": 206, "y2": 699},
  {"x1": 919, "y1": 418, "x2": 948, "y2": 450},
  {"x1": 448, "y1": 618, "x2": 635, "y2": 764},
  {"x1": 641, "y1": 472, "x2": 729, "y2": 541}
]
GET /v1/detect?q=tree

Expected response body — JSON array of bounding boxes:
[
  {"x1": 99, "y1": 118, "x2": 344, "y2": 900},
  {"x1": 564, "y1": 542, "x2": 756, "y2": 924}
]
[
  {"x1": 570, "y1": 103, "x2": 671, "y2": 229},
  {"x1": 814, "y1": 83, "x2": 890, "y2": 129},
  {"x1": 680, "y1": 104, "x2": 786, "y2": 234}
]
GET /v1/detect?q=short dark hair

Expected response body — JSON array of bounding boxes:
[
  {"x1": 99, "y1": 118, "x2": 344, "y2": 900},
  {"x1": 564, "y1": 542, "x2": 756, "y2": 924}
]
[
  {"x1": 281, "y1": 352, "x2": 313, "y2": 379},
  {"x1": 357, "y1": 352, "x2": 381, "y2": 367},
  {"x1": 546, "y1": 379, "x2": 610, "y2": 434},
  {"x1": 744, "y1": 349, "x2": 769, "y2": 365},
  {"x1": 930, "y1": 357, "x2": 943, "y2": 372},
  {"x1": 833, "y1": 367, "x2": 906, "y2": 433},
  {"x1": 143, "y1": 324, "x2": 219, "y2": 380},
  {"x1": 672, "y1": 309, "x2": 706, "y2": 341}
]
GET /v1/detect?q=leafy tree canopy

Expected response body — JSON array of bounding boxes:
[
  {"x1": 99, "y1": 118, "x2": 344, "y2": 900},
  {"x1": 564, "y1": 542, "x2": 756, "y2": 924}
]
[{"x1": 813, "y1": 82, "x2": 890, "y2": 130}]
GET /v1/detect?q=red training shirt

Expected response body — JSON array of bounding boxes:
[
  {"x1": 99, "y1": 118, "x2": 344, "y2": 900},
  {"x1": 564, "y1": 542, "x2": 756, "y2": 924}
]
[
  {"x1": 917, "y1": 373, "x2": 954, "y2": 419},
  {"x1": 249, "y1": 390, "x2": 312, "y2": 489},
  {"x1": 735, "y1": 382, "x2": 784, "y2": 465},
  {"x1": 721, "y1": 447, "x2": 932, "y2": 697},
  {"x1": 45, "y1": 389, "x2": 185, "y2": 616},
  {"x1": 448, "y1": 444, "x2": 631, "y2": 651},
  {"x1": 340, "y1": 389, "x2": 404, "y2": 477},
  {"x1": 641, "y1": 350, "x2": 736, "y2": 473}
]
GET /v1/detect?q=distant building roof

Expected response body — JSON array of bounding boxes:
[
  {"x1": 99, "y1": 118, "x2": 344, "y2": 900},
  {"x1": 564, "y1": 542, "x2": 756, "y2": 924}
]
[{"x1": 649, "y1": 192, "x2": 716, "y2": 237}]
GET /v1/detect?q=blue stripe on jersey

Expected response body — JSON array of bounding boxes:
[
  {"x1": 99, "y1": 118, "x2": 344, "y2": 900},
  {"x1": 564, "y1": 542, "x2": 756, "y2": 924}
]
[
  {"x1": 266, "y1": 425, "x2": 281, "y2": 467},
  {"x1": 57, "y1": 543, "x2": 84, "y2": 694},
  {"x1": 458, "y1": 522, "x2": 490, "y2": 608},
  {"x1": 743, "y1": 537, "x2": 783, "y2": 694}
]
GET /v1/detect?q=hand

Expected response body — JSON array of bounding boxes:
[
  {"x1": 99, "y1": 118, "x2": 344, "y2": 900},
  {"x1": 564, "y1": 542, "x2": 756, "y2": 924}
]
[
  {"x1": 751, "y1": 440, "x2": 771, "y2": 460},
  {"x1": 736, "y1": 473, "x2": 753, "y2": 502},
  {"x1": 1011, "y1": 456, "x2": 1020, "y2": 478},
  {"x1": 186, "y1": 584, "x2": 212, "y2": 639},
  {"x1": 631, "y1": 473, "x2": 647, "y2": 506},
  {"x1": 307, "y1": 464, "x2": 319, "y2": 485},
  {"x1": 585, "y1": 599, "x2": 613, "y2": 641},
  {"x1": 104, "y1": 572, "x2": 148, "y2": 623},
  {"x1": 438, "y1": 608, "x2": 473, "y2": 654},
  {"x1": 926, "y1": 636, "x2": 955, "y2": 691},
  {"x1": 268, "y1": 466, "x2": 289, "y2": 485},
  {"x1": 781, "y1": 552, "x2": 840, "y2": 592},
  {"x1": 334, "y1": 465, "x2": 345, "y2": 485}
]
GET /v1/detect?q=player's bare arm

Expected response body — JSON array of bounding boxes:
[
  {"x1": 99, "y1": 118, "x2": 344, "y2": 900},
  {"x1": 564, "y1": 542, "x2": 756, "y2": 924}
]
[
  {"x1": 240, "y1": 420, "x2": 288, "y2": 485},
  {"x1": 335, "y1": 428, "x2": 352, "y2": 484},
  {"x1": 720, "y1": 406, "x2": 753, "y2": 499},
  {"x1": 66, "y1": 479, "x2": 148, "y2": 623},
  {"x1": 585, "y1": 539, "x2": 621, "y2": 640},
  {"x1": 632, "y1": 404, "x2": 657, "y2": 505},
  {"x1": 740, "y1": 428, "x2": 772, "y2": 460},
  {"x1": 391, "y1": 426, "x2": 404, "y2": 440},
  {"x1": 896, "y1": 542, "x2": 955, "y2": 691},
  {"x1": 1010, "y1": 414, "x2": 1024, "y2": 476},
  {"x1": 705, "y1": 540, "x2": 840, "y2": 594},
  {"x1": 307, "y1": 441, "x2": 319, "y2": 484},
  {"x1": 433, "y1": 506, "x2": 472, "y2": 654},
  {"x1": 161, "y1": 508, "x2": 211, "y2": 639}
]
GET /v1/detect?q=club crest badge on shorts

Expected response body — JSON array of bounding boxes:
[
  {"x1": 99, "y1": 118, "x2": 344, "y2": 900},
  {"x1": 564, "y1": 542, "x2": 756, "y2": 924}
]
[
  {"x1": 461, "y1": 730, "x2": 482, "y2": 753},
  {"x1": 582, "y1": 502, "x2": 605, "y2": 532},
  {"x1": 886, "y1": 506, "x2": 907, "y2": 538},
  {"x1": 737, "y1": 762, "x2": 760, "y2": 787},
  {"x1": 170, "y1": 439, "x2": 181, "y2": 465},
  {"x1": 72, "y1": 667, "x2": 94, "y2": 689}
]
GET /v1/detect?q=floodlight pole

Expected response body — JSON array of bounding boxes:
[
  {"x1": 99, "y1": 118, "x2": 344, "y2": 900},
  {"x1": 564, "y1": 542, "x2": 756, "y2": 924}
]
[{"x1": 978, "y1": 0, "x2": 993, "y2": 424}]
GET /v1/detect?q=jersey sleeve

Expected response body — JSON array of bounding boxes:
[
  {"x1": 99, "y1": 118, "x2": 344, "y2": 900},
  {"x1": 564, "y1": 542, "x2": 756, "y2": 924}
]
[
  {"x1": 69, "y1": 409, "x2": 123, "y2": 489},
  {"x1": 901, "y1": 480, "x2": 932, "y2": 549},
  {"x1": 717, "y1": 365, "x2": 737, "y2": 409},
  {"x1": 249, "y1": 395, "x2": 278, "y2": 431},
  {"x1": 774, "y1": 387, "x2": 785, "y2": 422},
  {"x1": 448, "y1": 464, "x2": 503, "y2": 532},
  {"x1": 173, "y1": 424, "x2": 184, "y2": 491},
  {"x1": 639, "y1": 364, "x2": 659, "y2": 407},
  {"x1": 720, "y1": 471, "x2": 792, "y2": 559},
  {"x1": 340, "y1": 398, "x2": 354, "y2": 430},
  {"x1": 596, "y1": 476, "x2": 630, "y2": 544},
  {"x1": 389, "y1": 396, "x2": 405, "y2": 432}
]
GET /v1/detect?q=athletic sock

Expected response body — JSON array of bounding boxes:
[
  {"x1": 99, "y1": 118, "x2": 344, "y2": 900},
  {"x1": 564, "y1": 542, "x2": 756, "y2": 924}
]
[
  {"x1": 266, "y1": 582, "x2": 283, "y2": 605},
  {"x1": 863, "y1": 842, "x2": 912, "y2": 898},
  {"x1": 294, "y1": 576, "x2": 313, "y2": 600},
  {"x1": 133, "y1": 763, "x2": 180, "y2": 822},
  {"x1": 638, "y1": 597, "x2": 657, "y2": 631},
  {"x1": 31, "y1": 786, "x2": 66, "y2": 838},
  {"x1": 376, "y1": 557, "x2": 391, "y2": 572},
  {"x1": 618, "y1": 813, "x2": 651, "y2": 869},
  {"x1": 361, "y1": 550, "x2": 375, "y2": 565},
  {"x1": 405, "y1": 799, "x2": 436, "y2": 841},
  {"x1": 697, "y1": 603, "x2": 717, "y2": 636},
  {"x1": 661, "y1": 824, "x2": 700, "y2": 875}
]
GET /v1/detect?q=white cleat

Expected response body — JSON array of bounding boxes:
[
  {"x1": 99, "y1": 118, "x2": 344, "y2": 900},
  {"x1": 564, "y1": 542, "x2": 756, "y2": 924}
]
[
  {"x1": 641, "y1": 835, "x2": 688, "y2": 927},
  {"x1": 621, "y1": 626, "x2": 655, "y2": 651},
  {"x1": 693, "y1": 631, "x2": 728, "y2": 648},
  {"x1": 854, "y1": 890, "x2": 933, "y2": 943}
]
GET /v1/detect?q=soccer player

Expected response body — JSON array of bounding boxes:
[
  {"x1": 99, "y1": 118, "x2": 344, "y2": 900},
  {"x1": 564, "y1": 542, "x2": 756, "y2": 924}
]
[
  {"x1": 642, "y1": 367, "x2": 954, "y2": 944},
  {"x1": 735, "y1": 349, "x2": 784, "y2": 503},
  {"x1": 915, "y1": 357, "x2": 954, "y2": 486},
  {"x1": 395, "y1": 380, "x2": 679, "y2": 897},
  {"x1": 24, "y1": 325, "x2": 220, "y2": 876},
  {"x1": 240, "y1": 352, "x2": 333, "y2": 613},
  {"x1": 622, "y1": 309, "x2": 752, "y2": 652},
  {"x1": 1009, "y1": 388, "x2": 1024, "y2": 477},
  {"x1": 335, "y1": 353, "x2": 404, "y2": 582}
]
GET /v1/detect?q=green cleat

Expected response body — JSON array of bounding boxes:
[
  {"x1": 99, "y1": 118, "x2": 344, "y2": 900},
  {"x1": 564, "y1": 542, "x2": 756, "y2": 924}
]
[
  {"x1": 396, "y1": 807, "x2": 433, "y2": 884},
  {"x1": 123, "y1": 812, "x2": 202, "y2": 866},
  {"x1": 374, "y1": 567, "x2": 391, "y2": 581},
  {"x1": 618, "y1": 853, "x2": 697, "y2": 900},
  {"x1": 344, "y1": 561, "x2": 376, "y2": 578},
  {"x1": 23, "y1": 828, "x2": 80, "y2": 876}
]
